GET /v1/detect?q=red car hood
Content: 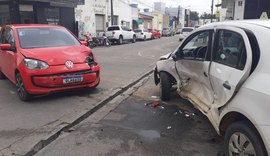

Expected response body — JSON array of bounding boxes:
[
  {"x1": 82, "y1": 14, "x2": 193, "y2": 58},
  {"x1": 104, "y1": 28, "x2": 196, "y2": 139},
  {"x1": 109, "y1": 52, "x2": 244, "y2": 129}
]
[{"x1": 20, "y1": 46, "x2": 90, "y2": 65}]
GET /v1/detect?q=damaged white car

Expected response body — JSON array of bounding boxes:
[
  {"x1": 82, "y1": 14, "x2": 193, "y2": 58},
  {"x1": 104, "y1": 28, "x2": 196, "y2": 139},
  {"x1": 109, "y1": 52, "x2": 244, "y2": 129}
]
[{"x1": 154, "y1": 20, "x2": 270, "y2": 156}]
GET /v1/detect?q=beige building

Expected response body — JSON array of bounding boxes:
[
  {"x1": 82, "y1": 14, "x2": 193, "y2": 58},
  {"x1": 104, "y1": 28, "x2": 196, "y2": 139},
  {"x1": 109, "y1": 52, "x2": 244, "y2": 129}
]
[
  {"x1": 163, "y1": 14, "x2": 170, "y2": 28},
  {"x1": 151, "y1": 10, "x2": 163, "y2": 31}
]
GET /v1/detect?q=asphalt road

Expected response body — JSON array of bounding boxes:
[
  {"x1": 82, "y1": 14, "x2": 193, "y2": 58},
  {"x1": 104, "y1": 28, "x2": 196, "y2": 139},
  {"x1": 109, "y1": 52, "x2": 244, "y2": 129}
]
[
  {"x1": 0, "y1": 36, "x2": 179, "y2": 155},
  {"x1": 35, "y1": 75, "x2": 224, "y2": 156}
]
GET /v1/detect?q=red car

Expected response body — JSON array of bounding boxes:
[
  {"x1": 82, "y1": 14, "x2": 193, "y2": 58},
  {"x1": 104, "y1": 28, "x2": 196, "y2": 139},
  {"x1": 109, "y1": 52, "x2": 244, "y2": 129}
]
[
  {"x1": 148, "y1": 29, "x2": 161, "y2": 39},
  {"x1": 0, "y1": 24, "x2": 100, "y2": 101}
]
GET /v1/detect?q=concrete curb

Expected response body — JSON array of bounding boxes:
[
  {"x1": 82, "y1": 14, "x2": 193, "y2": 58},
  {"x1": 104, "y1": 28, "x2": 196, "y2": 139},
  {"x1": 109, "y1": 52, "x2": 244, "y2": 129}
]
[{"x1": 25, "y1": 69, "x2": 154, "y2": 156}]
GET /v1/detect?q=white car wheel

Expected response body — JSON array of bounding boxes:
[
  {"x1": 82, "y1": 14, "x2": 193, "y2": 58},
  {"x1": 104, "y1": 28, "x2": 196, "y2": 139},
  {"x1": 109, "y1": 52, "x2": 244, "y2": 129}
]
[{"x1": 224, "y1": 121, "x2": 267, "y2": 156}]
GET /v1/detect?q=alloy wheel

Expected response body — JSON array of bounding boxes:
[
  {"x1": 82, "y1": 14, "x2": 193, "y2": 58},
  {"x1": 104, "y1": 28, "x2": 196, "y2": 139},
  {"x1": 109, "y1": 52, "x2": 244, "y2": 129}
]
[
  {"x1": 16, "y1": 73, "x2": 31, "y2": 101},
  {"x1": 228, "y1": 132, "x2": 256, "y2": 156}
]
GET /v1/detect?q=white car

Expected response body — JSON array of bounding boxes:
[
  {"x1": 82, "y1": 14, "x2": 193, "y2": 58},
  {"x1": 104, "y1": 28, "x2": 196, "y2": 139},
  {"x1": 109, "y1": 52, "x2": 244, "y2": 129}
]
[
  {"x1": 179, "y1": 27, "x2": 194, "y2": 41},
  {"x1": 154, "y1": 20, "x2": 270, "y2": 156},
  {"x1": 105, "y1": 25, "x2": 136, "y2": 44},
  {"x1": 134, "y1": 29, "x2": 152, "y2": 41}
]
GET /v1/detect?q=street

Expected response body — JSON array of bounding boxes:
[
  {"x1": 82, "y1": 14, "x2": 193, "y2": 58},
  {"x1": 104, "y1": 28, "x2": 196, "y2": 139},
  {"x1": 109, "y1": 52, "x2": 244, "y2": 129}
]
[{"x1": 0, "y1": 36, "x2": 184, "y2": 155}]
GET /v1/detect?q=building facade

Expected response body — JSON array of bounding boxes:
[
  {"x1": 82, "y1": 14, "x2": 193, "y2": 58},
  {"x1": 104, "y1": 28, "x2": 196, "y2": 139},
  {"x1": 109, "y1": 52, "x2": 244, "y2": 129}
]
[
  {"x1": 0, "y1": 0, "x2": 83, "y2": 33},
  {"x1": 75, "y1": 0, "x2": 132, "y2": 38},
  {"x1": 221, "y1": 0, "x2": 270, "y2": 20},
  {"x1": 151, "y1": 10, "x2": 163, "y2": 31},
  {"x1": 138, "y1": 13, "x2": 153, "y2": 29}
]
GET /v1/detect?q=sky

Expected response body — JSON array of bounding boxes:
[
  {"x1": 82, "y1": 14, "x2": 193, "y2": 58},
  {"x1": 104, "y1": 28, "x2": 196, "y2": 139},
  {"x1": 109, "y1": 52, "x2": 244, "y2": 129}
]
[{"x1": 130, "y1": 0, "x2": 219, "y2": 15}]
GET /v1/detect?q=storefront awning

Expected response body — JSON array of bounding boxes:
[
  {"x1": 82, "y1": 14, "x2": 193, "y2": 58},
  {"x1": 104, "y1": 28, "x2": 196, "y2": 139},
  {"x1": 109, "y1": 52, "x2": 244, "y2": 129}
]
[{"x1": 133, "y1": 19, "x2": 143, "y2": 25}]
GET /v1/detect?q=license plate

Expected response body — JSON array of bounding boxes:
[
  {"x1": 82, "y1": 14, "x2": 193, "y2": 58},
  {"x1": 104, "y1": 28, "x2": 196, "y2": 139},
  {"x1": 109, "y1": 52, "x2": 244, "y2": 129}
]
[{"x1": 63, "y1": 76, "x2": 83, "y2": 84}]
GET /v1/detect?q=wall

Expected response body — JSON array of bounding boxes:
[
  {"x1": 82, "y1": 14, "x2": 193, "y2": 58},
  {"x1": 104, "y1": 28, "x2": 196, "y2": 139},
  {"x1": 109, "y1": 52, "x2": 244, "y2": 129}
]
[
  {"x1": 234, "y1": 0, "x2": 245, "y2": 20},
  {"x1": 151, "y1": 10, "x2": 163, "y2": 31},
  {"x1": 112, "y1": 0, "x2": 132, "y2": 28},
  {"x1": 75, "y1": 0, "x2": 109, "y2": 38}
]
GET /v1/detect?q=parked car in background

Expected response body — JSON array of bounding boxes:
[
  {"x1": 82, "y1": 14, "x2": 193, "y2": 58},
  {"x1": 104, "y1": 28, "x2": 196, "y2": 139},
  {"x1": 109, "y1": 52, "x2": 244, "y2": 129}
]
[
  {"x1": 175, "y1": 28, "x2": 181, "y2": 34},
  {"x1": 105, "y1": 25, "x2": 136, "y2": 44},
  {"x1": 154, "y1": 20, "x2": 270, "y2": 156},
  {"x1": 179, "y1": 27, "x2": 194, "y2": 41},
  {"x1": 148, "y1": 29, "x2": 161, "y2": 39},
  {"x1": 134, "y1": 28, "x2": 152, "y2": 41},
  {"x1": 162, "y1": 27, "x2": 174, "y2": 37},
  {"x1": 0, "y1": 24, "x2": 100, "y2": 101}
]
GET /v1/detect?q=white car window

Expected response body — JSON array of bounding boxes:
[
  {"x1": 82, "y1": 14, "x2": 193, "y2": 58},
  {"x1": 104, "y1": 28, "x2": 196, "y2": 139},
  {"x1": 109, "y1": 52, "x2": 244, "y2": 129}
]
[
  {"x1": 214, "y1": 30, "x2": 247, "y2": 70},
  {"x1": 181, "y1": 31, "x2": 210, "y2": 60}
]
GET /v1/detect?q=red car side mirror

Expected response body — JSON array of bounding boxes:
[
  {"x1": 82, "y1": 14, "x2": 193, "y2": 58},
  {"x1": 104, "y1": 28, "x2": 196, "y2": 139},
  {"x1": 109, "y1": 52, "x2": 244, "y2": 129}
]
[
  {"x1": 80, "y1": 41, "x2": 88, "y2": 46},
  {"x1": 0, "y1": 44, "x2": 12, "y2": 50}
]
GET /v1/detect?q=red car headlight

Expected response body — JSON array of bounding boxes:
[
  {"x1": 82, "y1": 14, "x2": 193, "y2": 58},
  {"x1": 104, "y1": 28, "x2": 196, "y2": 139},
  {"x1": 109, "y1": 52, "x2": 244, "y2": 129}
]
[
  {"x1": 24, "y1": 58, "x2": 49, "y2": 70},
  {"x1": 86, "y1": 53, "x2": 97, "y2": 67}
]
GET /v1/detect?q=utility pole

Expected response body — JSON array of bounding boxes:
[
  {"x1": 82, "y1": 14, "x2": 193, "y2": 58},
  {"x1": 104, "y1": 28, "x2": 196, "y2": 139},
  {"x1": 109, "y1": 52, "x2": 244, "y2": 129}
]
[
  {"x1": 177, "y1": 5, "x2": 180, "y2": 28},
  {"x1": 211, "y1": 0, "x2": 214, "y2": 22},
  {"x1": 111, "y1": 0, "x2": 114, "y2": 26}
]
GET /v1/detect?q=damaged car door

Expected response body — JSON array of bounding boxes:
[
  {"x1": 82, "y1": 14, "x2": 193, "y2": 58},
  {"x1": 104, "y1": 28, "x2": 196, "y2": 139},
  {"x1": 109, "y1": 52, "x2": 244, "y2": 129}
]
[
  {"x1": 208, "y1": 27, "x2": 252, "y2": 126},
  {"x1": 174, "y1": 30, "x2": 214, "y2": 114}
]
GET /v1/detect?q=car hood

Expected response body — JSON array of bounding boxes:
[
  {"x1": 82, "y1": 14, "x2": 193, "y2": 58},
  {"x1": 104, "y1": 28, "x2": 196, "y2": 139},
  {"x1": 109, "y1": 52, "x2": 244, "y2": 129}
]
[{"x1": 20, "y1": 46, "x2": 90, "y2": 65}]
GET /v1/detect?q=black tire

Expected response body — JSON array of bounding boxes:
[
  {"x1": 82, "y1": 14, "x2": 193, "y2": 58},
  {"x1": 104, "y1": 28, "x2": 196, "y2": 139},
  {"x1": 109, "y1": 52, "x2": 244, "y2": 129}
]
[
  {"x1": 151, "y1": 35, "x2": 154, "y2": 40},
  {"x1": 143, "y1": 36, "x2": 146, "y2": 41},
  {"x1": 105, "y1": 40, "x2": 111, "y2": 47},
  {"x1": 132, "y1": 35, "x2": 136, "y2": 43},
  {"x1": 224, "y1": 121, "x2": 267, "y2": 156},
  {"x1": 0, "y1": 70, "x2": 6, "y2": 79},
  {"x1": 159, "y1": 72, "x2": 171, "y2": 101},
  {"x1": 118, "y1": 36, "x2": 123, "y2": 45},
  {"x1": 16, "y1": 72, "x2": 31, "y2": 101}
]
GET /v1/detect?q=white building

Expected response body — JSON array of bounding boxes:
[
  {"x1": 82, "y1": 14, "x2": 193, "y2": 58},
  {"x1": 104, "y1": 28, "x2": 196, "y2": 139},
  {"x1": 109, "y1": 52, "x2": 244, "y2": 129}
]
[{"x1": 75, "y1": 0, "x2": 132, "y2": 38}]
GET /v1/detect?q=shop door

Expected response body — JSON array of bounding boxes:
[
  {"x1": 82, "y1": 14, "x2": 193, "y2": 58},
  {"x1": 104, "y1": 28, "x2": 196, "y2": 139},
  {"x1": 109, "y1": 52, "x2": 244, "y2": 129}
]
[
  {"x1": 95, "y1": 14, "x2": 105, "y2": 34},
  {"x1": 19, "y1": 5, "x2": 34, "y2": 24}
]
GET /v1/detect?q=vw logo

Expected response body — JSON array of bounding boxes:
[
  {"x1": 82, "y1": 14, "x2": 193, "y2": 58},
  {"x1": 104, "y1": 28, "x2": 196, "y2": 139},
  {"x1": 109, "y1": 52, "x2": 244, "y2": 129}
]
[{"x1": 65, "y1": 61, "x2": 74, "y2": 69}]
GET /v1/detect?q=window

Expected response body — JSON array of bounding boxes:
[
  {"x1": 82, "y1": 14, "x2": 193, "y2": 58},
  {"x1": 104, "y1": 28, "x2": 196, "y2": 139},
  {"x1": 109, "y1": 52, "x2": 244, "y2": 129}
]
[
  {"x1": 179, "y1": 31, "x2": 210, "y2": 60},
  {"x1": 213, "y1": 30, "x2": 246, "y2": 70},
  {"x1": 238, "y1": 1, "x2": 243, "y2": 6},
  {"x1": 17, "y1": 28, "x2": 80, "y2": 49},
  {"x1": 121, "y1": 26, "x2": 129, "y2": 31},
  {"x1": 107, "y1": 26, "x2": 120, "y2": 31},
  {"x1": 45, "y1": 8, "x2": 60, "y2": 25}
]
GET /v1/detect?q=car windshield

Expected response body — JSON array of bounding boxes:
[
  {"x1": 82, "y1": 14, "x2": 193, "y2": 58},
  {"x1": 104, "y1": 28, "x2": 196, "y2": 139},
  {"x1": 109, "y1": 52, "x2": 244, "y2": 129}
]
[
  {"x1": 134, "y1": 29, "x2": 142, "y2": 33},
  {"x1": 182, "y1": 28, "x2": 193, "y2": 32},
  {"x1": 107, "y1": 26, "x2": 120, "y2": 31},
  {"x1": 17, "y1": 28, "x2": 80, "y2": 49}
]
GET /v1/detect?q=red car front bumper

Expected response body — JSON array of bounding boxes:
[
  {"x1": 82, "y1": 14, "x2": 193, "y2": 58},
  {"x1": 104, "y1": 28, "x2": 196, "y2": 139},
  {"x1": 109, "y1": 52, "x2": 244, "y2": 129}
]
[{"x1": 19, "y1": 63, "x2": 100, "y2": 94}]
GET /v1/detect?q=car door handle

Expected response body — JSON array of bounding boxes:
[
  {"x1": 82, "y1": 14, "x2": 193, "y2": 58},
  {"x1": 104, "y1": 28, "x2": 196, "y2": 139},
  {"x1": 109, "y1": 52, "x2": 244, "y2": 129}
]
[
  {"x1": 203, "y1": 72, "x2": 208, "y2": 77},
  {"x1": 223, "y1": 81, "x2": 231, "y2": 90}
]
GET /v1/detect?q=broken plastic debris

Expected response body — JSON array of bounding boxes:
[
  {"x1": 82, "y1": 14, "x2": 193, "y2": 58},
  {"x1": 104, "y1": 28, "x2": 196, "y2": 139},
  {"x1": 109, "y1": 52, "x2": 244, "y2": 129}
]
[
  {"x1": 151, "y1": 102, "x2": 160, "y2": 107},
  {"x1": 145, "y1": 101, "x2": 161, "y2": 107},
  {"x1": 158, "y1": 106, "x2": 165, "y2": 109},
  {"x1": 173, "y1": 112, "x2": 178, "y2": 115},
  {"x1": 167, "y1": 126, "x2": 172, "y2": 130},
  {"x1": 185, "y1": 114, "x2": 190, "y2": 117}
]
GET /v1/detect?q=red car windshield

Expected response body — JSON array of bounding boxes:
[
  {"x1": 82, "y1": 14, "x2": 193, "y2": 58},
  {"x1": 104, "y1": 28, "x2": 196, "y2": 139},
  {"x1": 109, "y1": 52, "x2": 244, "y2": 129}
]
[{"x1": 17, "y1": 28, "x2": 80, "y2": 49}]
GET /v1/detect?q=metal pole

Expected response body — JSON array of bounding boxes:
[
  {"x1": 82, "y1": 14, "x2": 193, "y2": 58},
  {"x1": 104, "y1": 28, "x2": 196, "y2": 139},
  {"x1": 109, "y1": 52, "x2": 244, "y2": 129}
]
[
  {"x1": 211, "y1": 0, "x2": 214, "y2": 22},
  {"x1": 111, "y1": 0, "x2": 114, "y2": 26}
]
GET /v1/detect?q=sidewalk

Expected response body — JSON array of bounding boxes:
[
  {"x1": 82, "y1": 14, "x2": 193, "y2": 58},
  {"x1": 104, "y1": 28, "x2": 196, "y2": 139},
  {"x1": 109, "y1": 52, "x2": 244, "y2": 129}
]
[{"x1": 35, "y1": 75, "x2": 223, "y2": 156}]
